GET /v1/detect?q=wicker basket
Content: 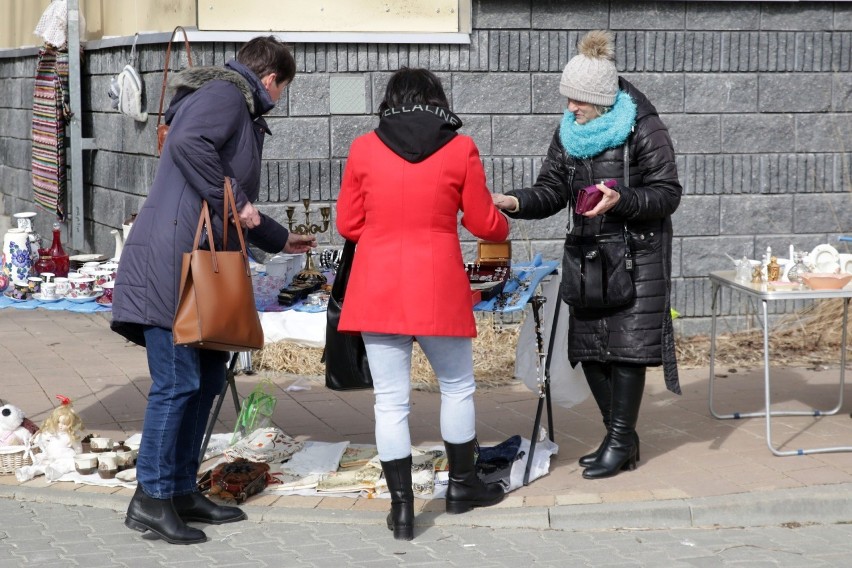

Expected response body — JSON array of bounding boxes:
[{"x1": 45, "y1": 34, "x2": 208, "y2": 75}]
[{"x1": 0, "y1": 446, "x2": 32, "y2": 475}]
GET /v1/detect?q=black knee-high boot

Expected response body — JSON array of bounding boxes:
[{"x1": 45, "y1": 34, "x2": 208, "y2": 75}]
[
  {"x1": 444, "y1": 439, "x2": 505, "y2": 514},
  {"x1": 578, "y1": 362, "x2": 612, "y2": 467},
  {"x1": 579, "y1": 363, "x2": 640, "y2": 468},
  {"x1": 380, "y1": 456, "x2": 414, "y2": 541},
  {"x1": 582, "y1": 364, "x2": 646, "y2": 479}
]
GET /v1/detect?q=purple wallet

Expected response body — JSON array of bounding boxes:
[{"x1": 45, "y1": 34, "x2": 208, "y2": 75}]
[{"x1": 575, "y1": 179, "x2": 617, "y2": 214}]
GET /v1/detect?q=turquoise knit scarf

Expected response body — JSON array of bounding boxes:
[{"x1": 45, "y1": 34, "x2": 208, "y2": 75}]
[{"x1": 559, "y1": 91, "x2": 637, "y2": 159}]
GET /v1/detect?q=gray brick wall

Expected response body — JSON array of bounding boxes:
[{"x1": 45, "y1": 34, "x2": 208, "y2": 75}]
[{"x1": 1, "y1": 1, "x2": 851, "y2": 336}]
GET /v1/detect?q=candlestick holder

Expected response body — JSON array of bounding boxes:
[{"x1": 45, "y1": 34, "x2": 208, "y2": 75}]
[{"x1": 286, "y1": 199, "x2": 331, "y2": 286}]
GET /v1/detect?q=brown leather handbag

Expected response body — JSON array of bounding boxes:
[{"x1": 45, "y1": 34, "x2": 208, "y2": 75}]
[
  {"x1": 173, "y1": 178, "x2": 264, "y2": 351},
  {"x1": 156, "y1": 26, "x2": 193, "y2": 156}
]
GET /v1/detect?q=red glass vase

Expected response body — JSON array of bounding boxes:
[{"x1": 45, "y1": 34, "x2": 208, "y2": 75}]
[
  {"x1": 48, "y1": 223, "x2": 69, "y2": 277},
  {"x1": 34, "y1": 249, "x2": 57, "y2": 276}
]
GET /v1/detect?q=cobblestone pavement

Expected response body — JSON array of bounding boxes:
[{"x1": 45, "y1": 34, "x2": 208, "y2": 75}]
[{"x1": 2, "y1": 497, "x2": 851, "y2": 567}]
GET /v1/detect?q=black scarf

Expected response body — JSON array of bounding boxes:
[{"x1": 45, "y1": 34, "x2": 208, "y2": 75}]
[{"x1": 374, "y1": 105, "x2": 463, "y2": 163}]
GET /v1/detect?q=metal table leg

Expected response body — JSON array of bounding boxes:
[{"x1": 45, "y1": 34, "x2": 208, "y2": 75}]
[{"x1": 198, "y1": 352, "x2": 242, "y2": 464}]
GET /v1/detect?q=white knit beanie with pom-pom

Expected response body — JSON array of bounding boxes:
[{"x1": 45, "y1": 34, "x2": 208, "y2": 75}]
[{"x1": 559, "y1": 30, "x2": 618, "y2": 106}]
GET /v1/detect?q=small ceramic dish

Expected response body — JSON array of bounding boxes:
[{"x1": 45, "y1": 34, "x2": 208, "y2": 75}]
[
  {"x1": 800, "y1": 272, "x2": 852, "y2": 290},
  {"x1": 64, "y1": 291, "x2": 104, "y2": 303},
  {"x1": 31, "y1": 293, "x2": 63, "y2": 303}
]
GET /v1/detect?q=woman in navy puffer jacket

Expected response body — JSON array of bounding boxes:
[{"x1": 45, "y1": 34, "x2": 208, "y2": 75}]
[{"x1": 112, "y1": 36, "x2": 315, "y2": 545}]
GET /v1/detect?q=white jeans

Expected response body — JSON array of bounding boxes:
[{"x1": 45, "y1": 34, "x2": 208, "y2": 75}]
[{"x1": 362, "y1": 333, "x2": 477, "y2": 461}]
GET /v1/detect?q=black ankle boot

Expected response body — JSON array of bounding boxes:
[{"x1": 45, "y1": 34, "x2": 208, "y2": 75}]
[
  {"x1": 173, "y1": 491, "x2": 247, "y2": 525},
  {"x1": 578, "y1": 363, "x2": 612, "y2": 467},
  {"x1": 444, "y1": 439, "x2": 505, "y2": 514},
  {"x1": 125, "y1": 486, "x2": 207, "y2": 544},
  {"x1": 583, "y1": 365, "x2": 646, "y2": 480},
  {"x1": 380, "y1": 456, "x2": 414, "y2": 541}
]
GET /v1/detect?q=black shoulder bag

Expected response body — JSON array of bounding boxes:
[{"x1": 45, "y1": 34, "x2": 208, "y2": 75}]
[
  {"x1": 561, "y1": 142, "x2": 635, "y2": 309},
  {"x1": 322, "y1": 240, "x2": 373, "y2": 390}
]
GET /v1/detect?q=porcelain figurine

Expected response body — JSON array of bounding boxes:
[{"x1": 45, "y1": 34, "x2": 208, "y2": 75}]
[{"x1": 767, "y1": 256, "x2": 781, "y2": 282}]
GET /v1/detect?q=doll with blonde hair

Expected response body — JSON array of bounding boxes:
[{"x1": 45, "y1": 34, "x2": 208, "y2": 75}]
[{"x1": 16, "y1": 395, "x2": 85, "y2": 482}]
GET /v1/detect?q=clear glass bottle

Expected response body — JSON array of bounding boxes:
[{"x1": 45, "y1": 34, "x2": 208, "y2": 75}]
[
  {"x1": 786, "y1": 251, "x2": 808, "y2": 284},
  {"x1": 735, "y1": 256, "x2": 752, "y2": 283},
  {"x1": 47, "y1": 223, "x2": 69, "y2": 277}
]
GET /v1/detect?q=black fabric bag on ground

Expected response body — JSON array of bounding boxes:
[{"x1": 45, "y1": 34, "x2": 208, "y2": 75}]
[
  {"x1": 475, "y1": 435, "x2": 524, "y2": 488},
  {"x1": 323, "y1": 239, "x2": 373, "y2": 390}
]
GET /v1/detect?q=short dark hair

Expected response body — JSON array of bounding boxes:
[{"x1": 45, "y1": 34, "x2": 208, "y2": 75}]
[
  {"x1": 237, "y1": 36, "x2": 296, "y2": 86},
  {"x1": 378, "y1": 67, "x2": 450, "y2": 114}
]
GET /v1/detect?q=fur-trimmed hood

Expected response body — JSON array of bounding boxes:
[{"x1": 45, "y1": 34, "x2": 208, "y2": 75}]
[
  {"x1": 167, "y1": 66, "x2": 255, "y2": 113},
  {"x1": 163, "y1": 61, "x2": 276, "y2": 133}
]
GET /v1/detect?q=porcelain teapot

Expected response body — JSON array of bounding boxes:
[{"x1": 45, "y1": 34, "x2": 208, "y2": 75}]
[
  {"x1": 13, "y1": 211, "x2": 42, "y2": 260},
  {"x1": 111, "y1": 213, "x2": 137, "y2": 262},
  {"x1": 122, "y1": 213, "x2": 136, "y2": 243},
  {"x1": 110, "y1": 230, "x2": 123, "y2": 262}
]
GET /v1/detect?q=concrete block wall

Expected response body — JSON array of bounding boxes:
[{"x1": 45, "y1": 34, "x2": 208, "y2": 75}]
[{"x1": 1, "y1": 1, "x2": 851, "y2": 336}]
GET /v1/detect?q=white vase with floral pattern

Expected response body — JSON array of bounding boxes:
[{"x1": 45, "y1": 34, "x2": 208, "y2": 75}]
[{"x1": 2, "y1": 227, "x2": 33, "y2": 289}]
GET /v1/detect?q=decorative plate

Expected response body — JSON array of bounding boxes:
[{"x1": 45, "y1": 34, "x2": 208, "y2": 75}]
[
  {"x1": 65, "y1": 292, "x2": 104, "y2": 303},
  {"x1": 69, "y1": 254, "x2": 107, "y2": 262},
  {"x1": 32, "y1": 293, "x2": 63, "y2": 303},
  {"x1": 808, "y1": 244, "x2": 840, "y2": 274}
]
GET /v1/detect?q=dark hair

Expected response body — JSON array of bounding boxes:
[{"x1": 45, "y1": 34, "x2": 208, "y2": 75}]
[
  {"x1": 237, "y1": 36, "x2": 296, "y2": 86},
  {"x1": 378, "y1": 67, "x2": 450, "y2": 114}
]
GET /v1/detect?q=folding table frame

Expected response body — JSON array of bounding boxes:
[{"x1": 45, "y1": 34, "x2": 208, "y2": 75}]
[{"x1": 708, "y1": 271, "x2": 852, "y2": 456}]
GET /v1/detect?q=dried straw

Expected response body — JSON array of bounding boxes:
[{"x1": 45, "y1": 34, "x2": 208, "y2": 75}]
[
  {"x1": 676, "y1": 298, "x2": 848, "y2": 369},
  {"x1": 253, "y1": 314, "x2": 520, "y2": 391},
  {"x1": 254, "y1": 299, "x2": 849, "y2": 385}
]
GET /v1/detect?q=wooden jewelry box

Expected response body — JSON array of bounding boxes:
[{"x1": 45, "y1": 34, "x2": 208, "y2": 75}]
[{"x1": 466, "y1": 240, "x2": 512, "y2": 284}]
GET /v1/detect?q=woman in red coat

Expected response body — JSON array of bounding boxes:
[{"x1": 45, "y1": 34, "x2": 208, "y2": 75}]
[{"x1": 336, "y1": 68, "x2": 509, "y2": 540}]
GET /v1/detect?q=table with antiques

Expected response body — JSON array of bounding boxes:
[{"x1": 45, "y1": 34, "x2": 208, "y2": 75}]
[{"x1": 708, "y1": 270, "x2": 852, "y2": 456}]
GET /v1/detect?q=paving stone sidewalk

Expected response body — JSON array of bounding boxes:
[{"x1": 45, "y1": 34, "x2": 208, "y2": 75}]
[{"x1": 1, "y1": 308, "x2": 851, "y2": 531}]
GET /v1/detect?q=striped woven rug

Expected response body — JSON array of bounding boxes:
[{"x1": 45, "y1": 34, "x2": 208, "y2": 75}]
[{"x1": 32, "y1": 47, "x2": 69, "y2": 219}]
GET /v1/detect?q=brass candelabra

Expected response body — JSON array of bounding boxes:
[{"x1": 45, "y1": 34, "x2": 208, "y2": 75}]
[{"x1": 286, "y1": 199, "x2": 331, "y2": 285}]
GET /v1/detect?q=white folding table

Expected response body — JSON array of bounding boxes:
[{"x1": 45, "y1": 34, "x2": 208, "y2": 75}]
[{"x1": 708, "y1": 270, "x2": 852, "y2": 456}]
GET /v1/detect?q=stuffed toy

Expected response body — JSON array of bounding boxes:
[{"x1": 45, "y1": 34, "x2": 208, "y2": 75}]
[
  {"x1": 0, "y1": 403, "x2": 36, "y2": 447},
  {"x1": 15, "y1": 395, "x2": 85, "y2": 482}
]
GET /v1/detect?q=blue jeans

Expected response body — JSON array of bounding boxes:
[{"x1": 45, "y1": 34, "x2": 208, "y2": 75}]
[
  {"x1": 362, "y1": 333, "x2": 477, "y2": 461},
  {"x1": 137, "y1": 326, "x2": 227, "y2": 498}
]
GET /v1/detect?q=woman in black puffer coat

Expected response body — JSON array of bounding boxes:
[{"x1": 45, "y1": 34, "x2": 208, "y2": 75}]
[{"x1": 494, "y1": 30, "x2": 681, "y2": 479}]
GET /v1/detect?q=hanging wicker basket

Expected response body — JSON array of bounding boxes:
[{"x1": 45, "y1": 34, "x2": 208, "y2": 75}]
[{"x1": 0, "y1": 446, "x2": 33, "y2": 475}]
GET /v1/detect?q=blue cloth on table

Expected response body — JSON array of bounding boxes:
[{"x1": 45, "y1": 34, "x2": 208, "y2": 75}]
[
  {"x1": 0, "y1": 294, "x2": 111, "y2": 312},
  {"x1": 293, "y1": 303, "x2": 327, "y2": 313},
  {"x1": 0, "y1": 295, "x2": 40, "y2": 309},
  {"x1": 65, "y1": 300, "x2": 111, "y2": 313},
  {"x1": 473, "y1": 255, "x2": 559, "y2": 313}
]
